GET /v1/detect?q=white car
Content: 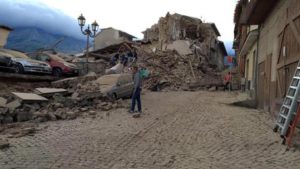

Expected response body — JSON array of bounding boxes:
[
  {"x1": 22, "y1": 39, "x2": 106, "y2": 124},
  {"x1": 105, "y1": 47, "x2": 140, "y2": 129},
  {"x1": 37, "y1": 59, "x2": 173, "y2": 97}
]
[{"x1": 0, "y1": 49, "x2": 52, "y2": 74}]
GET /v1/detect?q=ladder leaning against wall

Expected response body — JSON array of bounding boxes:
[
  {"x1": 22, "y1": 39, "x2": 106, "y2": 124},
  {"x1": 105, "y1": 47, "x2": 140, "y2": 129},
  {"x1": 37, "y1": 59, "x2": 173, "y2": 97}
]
[{"x1": 274, "y1": 60, "x2": 300, "y2": 148}]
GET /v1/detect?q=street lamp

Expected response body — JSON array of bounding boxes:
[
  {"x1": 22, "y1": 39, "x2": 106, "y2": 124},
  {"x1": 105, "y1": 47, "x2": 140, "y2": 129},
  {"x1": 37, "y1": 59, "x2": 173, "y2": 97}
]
[{"x1": 78, "y1": 14, "x2": 99, "y2": 73}]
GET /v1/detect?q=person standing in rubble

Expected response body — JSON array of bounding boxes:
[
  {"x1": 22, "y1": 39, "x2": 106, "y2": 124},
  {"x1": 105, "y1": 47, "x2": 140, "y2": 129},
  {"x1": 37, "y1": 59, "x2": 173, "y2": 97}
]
[
  {"x1": 223, "y1": 71, "x2": 233, "y2": 91},
  {"x1": 129, "y1": 65, "x2": 142, "y2": 117}
]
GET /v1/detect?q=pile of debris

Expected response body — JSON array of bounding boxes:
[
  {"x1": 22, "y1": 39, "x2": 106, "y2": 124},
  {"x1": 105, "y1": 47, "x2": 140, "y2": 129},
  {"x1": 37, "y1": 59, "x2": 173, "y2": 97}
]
[
  {"x1": 0, "y1": 73, "x2": 129, "y2": 125},
  {"x1": 138, "y1": 13, "x2": 227, "y2": 91},
  {"x1": 137, "y1": 47, "x2": 223, "y2": 91}
]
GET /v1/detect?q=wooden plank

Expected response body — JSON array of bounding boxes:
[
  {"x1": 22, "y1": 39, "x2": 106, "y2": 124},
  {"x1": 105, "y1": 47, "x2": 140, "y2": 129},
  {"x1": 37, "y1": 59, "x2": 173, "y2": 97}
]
[
  {"x1": 277, "y1": 56, "x2": 299, "y2": 69},
  {"x1": 276, "y1": 71, "x2": 283, "y2": 98},
  {"x1": 188, "y1": 57, "x2": 196, "y2": 80},
  {"x1": 277, "y1": 28, "x2": 286, "y2": 65}
]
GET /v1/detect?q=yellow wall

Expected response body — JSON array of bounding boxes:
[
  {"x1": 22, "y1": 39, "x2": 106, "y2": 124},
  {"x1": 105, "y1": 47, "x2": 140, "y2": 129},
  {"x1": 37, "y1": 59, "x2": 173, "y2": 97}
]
[
  {"x1": 244, "y1": 41, "x2": 257, "y2": 90},
  {"x1": 245, "y1": 42, "x2": 257, "y2": 81},
  {"x1": 0, "y1": 28, "x2": 10, "y2": 47}
]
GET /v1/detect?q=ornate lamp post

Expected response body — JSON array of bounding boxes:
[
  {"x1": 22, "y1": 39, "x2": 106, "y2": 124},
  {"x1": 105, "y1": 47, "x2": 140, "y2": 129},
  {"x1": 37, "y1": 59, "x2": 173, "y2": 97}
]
[{"x1": 78, "y1": 14, "x2": 99, "y2": 72}]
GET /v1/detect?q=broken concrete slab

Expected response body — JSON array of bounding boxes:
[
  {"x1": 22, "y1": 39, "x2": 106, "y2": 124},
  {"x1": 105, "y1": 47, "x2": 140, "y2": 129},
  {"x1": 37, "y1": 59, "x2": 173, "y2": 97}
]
[
  {"x1": 71, "y1": 92, "x2": 79, "y2": 100},
  {"x1": 12, "y1": 92, "x2": 48, "y2": 102},
  {"x1": 0, "y1": 97, "x2": 7, "y2": 107},
  {"x1": 6, "y1": 100, "x2": 21, "y2": 112},
  {"x1": 66, "y1": 111, "x2": 76, "y2": 120},
  {"x1": 16, "y1": 110, "x2": 33, "y2": 122},
  {"x1": 35, "y1": 88, "x2": 67, "y2": 96},
  {"x1": 0, "y1": 108, "x2": 9, "y2": 115},
  {"x1": 51, "y1": 74, "x2": 97, "y2": 89},
  {"x1": 3, "y1": 116, "x2": 13, "y2": 124},
  {"x1": 47, "y1": 112, "x2": 57, "y2": 121}
]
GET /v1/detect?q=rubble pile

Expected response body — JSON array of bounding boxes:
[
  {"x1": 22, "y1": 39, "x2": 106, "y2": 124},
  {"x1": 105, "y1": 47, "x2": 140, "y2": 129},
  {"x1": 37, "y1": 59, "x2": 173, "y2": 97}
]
[
  {"x1": 137, "y1": 47, "x2": 223, "y2": 91},
  {"x1": 0, "y1": 73, "x2": 129, "y2": 125},
  {"x1": 138, "y1": 13, "x2": 227, "y2": 91}
]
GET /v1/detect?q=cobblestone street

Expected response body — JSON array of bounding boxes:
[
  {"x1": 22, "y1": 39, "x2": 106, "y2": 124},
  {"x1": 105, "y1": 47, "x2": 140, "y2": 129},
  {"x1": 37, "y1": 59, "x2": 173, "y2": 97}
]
[{"x1": 1, "y1": 91, "x2": 300, "y2": 169}]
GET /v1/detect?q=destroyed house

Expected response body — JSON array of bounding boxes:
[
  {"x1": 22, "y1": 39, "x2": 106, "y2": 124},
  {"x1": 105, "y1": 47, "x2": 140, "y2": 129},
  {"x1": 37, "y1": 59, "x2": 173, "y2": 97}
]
[
  {"x1": 94, "y1": 27, "x2": 136, "y2": 51},
  {"x1": 142, "y1": 13, "x2": 227, "y2": 71},
  {"x1": 143, "y1": 13, "x2": 205, "y2": 43},
  {"x1": 0, "y1": 25, "x2": 13, "y2": 48}
]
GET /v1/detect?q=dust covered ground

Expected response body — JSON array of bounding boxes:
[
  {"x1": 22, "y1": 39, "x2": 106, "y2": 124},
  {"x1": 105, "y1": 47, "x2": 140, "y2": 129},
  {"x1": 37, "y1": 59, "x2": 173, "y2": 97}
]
[{"x1": 1, "y1": 91, "x2": 300, "y2": 169}]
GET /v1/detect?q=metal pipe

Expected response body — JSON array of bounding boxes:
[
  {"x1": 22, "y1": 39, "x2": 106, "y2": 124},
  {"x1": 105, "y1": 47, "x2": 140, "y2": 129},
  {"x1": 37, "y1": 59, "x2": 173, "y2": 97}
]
[{"x1": 86, "y1": 34, "x2": 90, "y2": 73}]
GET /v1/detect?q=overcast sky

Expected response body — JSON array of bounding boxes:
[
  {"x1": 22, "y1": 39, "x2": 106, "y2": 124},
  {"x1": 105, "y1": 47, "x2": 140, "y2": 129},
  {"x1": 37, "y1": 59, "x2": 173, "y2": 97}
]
[{"x1": 1, "y1": 0, "x2": 236, "y2": 41}]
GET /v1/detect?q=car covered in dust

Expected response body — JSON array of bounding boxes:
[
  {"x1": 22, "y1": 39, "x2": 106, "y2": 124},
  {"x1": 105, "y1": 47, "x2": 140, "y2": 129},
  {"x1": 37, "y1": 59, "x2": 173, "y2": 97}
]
[
  {"x1": 96, "y1": 73, "x2": 134, "y2": 99},
  {"x1": 0, "y1": 50, "x2": 16, "y2": 71},
  {"x1": 28, "y1": 52, "x2": 79, "y2": 77},
  {"x1": 0, "y1": 48, "x2": 52, "y2": 74}
]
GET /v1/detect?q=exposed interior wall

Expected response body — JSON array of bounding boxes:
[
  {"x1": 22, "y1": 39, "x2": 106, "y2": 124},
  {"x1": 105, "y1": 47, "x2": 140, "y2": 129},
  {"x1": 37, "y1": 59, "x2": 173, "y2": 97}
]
[
  {"x1": 142, "y1": 13, "x2": 225, "y2": 71},
  {"x1": 0, "y1": 28, "x2": 10, "y2": 48}
]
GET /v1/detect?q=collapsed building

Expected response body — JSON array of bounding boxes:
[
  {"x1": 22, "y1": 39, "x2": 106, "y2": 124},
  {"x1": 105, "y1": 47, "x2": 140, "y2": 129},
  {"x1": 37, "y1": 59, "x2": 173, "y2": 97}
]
[
  {"x1": 139, "y1": 13, "x2": 228, "y2": 91},
  {"x1": 69, "y1": 13, "x2": 228, "y2": 91}
]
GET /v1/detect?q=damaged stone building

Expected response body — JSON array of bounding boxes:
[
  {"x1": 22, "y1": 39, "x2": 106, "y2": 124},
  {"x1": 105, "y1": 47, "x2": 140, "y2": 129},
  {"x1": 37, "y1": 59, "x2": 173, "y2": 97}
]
[
  {"x1": 139, "y1": 13, "x2": 227, "y2": 91},
  {"x1": 142, "y1": 13, "x2": 227, "y2": 71}
]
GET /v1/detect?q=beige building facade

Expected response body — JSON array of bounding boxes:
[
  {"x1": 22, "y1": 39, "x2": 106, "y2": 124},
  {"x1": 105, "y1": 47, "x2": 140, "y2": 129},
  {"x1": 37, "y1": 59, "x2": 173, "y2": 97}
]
[
  {"x1": 0, "y1": 25, "x2": 12, "y2": 48},
  {"x1": 234, "y1": 0, "x2": 300, "y2": 112},
  {"x1": 94, "y1": 28, "x2": 135, "y2": 51}
]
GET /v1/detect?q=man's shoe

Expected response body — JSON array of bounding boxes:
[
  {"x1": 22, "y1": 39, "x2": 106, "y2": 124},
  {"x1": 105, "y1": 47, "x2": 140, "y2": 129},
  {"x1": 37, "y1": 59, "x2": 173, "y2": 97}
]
[{"x1": 128, "y1": 110, "x2": 134, "y2": 113}]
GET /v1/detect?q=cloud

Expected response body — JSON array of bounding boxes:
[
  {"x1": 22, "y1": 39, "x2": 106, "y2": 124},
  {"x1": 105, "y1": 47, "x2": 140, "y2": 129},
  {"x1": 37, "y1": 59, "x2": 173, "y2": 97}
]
[{"x1": 0, "y1": 0, "x2": 84, "y2": 40}]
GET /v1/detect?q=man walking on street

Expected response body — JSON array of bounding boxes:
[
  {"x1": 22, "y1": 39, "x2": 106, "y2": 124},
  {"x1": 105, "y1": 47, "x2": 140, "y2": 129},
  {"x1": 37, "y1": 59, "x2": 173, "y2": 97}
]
[{"x1": 130, "y1": 65, "x2": 142, "y2": 117}]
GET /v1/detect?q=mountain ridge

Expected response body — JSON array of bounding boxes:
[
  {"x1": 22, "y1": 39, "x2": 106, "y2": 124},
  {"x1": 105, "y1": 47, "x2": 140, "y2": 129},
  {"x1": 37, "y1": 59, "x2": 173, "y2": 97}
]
[{"x1": 5, "y1": 27, "x2": 86, "y2": 54}]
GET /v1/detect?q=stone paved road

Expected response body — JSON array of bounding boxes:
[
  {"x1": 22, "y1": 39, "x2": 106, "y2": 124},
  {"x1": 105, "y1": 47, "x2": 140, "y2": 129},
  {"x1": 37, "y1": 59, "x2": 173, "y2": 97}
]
[{"x1": 1, "y1": 91, "x2": 300, "y2": 169}]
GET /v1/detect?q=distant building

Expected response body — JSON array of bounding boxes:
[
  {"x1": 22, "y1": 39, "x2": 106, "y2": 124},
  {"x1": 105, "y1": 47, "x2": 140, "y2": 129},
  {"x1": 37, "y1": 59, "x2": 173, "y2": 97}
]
[
  {"x1": 0, "y1": 25, "x2": 13, "y2": 48},
  {"x1": 94, "y1": 27, "x2": 136, "y2": 51},
  {"x1": 205, "y1": 23, "x2": 228, "y2": 71}
]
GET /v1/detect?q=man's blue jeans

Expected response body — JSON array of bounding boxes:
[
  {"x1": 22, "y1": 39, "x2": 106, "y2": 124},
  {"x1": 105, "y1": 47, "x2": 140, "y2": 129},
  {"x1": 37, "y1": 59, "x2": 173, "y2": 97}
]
[{"x1": 131, "y1": 87, "x2": 141, "y2": 112}]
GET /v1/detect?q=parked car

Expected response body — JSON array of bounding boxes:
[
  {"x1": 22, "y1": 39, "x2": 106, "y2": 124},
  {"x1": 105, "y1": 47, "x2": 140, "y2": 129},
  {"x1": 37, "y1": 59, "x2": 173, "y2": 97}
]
[
  {"x1": 0, "y1": 50, "x2": 16, "y2": 72},
  {"x1": 0, "y1": 49, "x2": 52, "y2": 74},
  {"x1": 97, "y1": 73, "x2": 134, "y2": 99},
  {"x1": 28, "y1": 52, "x2": 79, "y2": 77}
]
